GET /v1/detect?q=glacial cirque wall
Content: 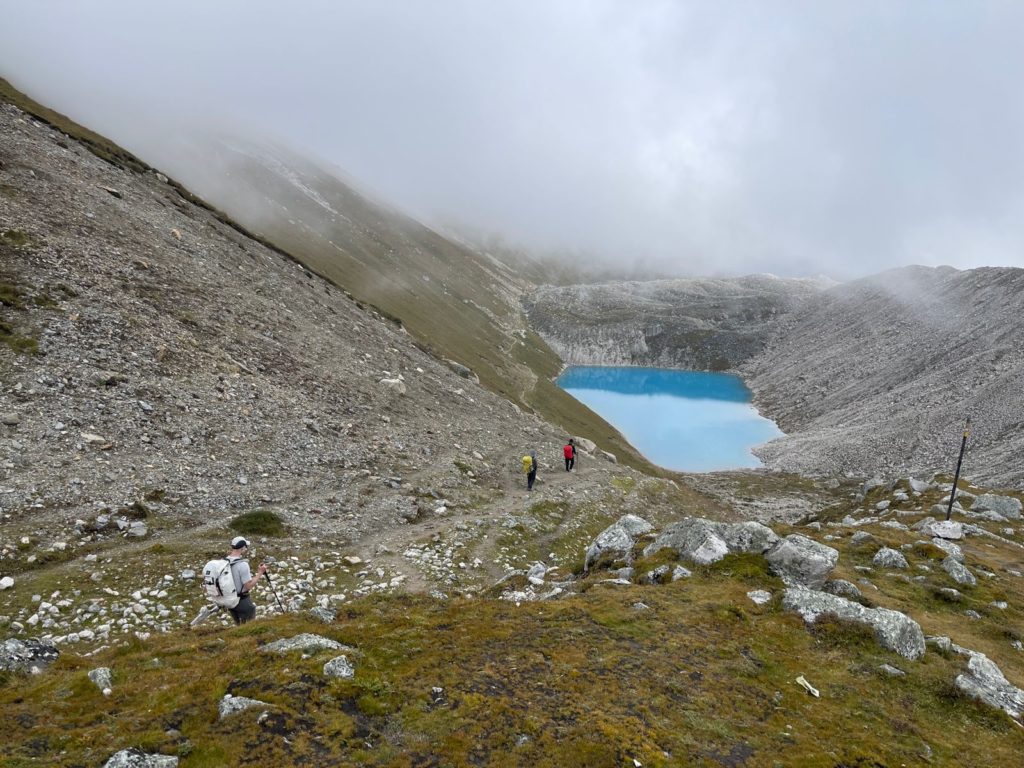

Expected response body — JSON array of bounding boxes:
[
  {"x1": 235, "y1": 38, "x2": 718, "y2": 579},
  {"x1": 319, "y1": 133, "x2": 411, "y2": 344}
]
[{"x1": 524, "y1": 275, "x2": 828, "y2": 371}]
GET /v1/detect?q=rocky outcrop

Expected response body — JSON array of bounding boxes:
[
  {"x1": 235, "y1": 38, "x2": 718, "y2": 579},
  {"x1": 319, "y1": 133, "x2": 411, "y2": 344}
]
[
  {"x1": 783, "y1": 586, "x2": 926, "y2": 660},
  {"x1": 585, "y1": 515, "x2": 653, "y2": 570},
  {"x1": 525, "y1": 276, "x2": 827, "y2": 371},
  {"x1": 642, "y1": 518, "x2": 779, "y2": 565}
]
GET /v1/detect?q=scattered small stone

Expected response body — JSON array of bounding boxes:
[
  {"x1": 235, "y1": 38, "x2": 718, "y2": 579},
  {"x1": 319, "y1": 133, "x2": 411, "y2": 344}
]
[{"x1": 747, "y1": 590, "x2": 772, "y2": 606}]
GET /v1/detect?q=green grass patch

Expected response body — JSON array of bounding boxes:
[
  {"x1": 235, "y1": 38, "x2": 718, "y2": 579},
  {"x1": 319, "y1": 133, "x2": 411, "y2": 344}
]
[
  {"x1": 0, "y1": 229, "x2": 35, "y2": 250},
  {"x1": 228, "y1": 509, "x2": 287, "y2": 538}
]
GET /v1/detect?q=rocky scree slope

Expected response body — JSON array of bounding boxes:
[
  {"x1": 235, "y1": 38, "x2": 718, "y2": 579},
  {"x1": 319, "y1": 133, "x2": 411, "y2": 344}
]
[
  {"x1": 525, "y1": 275, "x2": 828, "y2": 371},
  {"x1": 0, "y1": 98, "x2": 733, "y2": 648},
  {"x1": 742, "y1": 265, "x2": 1024, "y2": 485},
  {"x1": 0, "y1": 101, "x2": 578, "y2": 571}
]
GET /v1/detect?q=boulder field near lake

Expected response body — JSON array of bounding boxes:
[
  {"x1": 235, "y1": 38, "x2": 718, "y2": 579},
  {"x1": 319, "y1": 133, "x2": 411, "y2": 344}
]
[{"x1": 2, "y1": 85, "x2": 1024, "y2": 766}]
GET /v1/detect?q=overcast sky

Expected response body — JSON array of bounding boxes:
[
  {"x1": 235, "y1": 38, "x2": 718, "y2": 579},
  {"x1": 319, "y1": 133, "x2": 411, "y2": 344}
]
[{"x1": 3, "y1": 1, "x2": 1024, "y2": 279}]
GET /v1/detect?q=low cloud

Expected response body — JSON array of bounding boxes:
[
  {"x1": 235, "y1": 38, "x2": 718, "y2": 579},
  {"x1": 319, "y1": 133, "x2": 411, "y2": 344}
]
[{"x1": 3, "y1": 1, "x2": 1024, "y2": 279}]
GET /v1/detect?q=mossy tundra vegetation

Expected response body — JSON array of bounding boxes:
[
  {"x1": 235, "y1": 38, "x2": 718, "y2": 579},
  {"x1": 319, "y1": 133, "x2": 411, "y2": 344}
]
[{"x1": 0, "y1": 78, "x2": 1023, "y2": 766}]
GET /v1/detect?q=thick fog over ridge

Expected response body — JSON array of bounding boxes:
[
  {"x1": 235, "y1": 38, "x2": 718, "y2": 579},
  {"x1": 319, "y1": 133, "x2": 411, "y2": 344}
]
[{"x1": 3, "y1": 1, "x2": 1024, "y2": 279}]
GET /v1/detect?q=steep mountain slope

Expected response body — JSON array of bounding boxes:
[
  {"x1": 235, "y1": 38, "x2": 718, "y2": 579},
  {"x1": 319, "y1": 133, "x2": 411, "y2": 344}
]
[
  {"x1": 742, "y1": 266, "x2": 1024, "y2": 484},
  {"x1": 525, "y1": 275, "x2": 829, "y2": 371},
  {"x1": 140, "y1": 133, "x2": 662, "y2": 472}
]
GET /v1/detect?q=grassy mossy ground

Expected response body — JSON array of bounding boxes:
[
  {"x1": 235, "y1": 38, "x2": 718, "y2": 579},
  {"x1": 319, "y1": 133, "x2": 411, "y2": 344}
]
[{"x1": 3, "y1": 573, "x2": 1021, "y2": 767}]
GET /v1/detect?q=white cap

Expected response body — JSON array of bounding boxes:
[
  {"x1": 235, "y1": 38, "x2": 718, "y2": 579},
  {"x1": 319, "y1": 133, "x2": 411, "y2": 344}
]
[{"x1": 230, "y1": 536, "x2": 249, "y2": 549}]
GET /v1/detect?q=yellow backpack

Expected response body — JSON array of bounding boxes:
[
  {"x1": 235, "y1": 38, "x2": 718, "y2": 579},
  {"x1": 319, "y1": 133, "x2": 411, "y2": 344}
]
[{"x1": 522, "y1": 455, "x2": 533, "y2": 474}]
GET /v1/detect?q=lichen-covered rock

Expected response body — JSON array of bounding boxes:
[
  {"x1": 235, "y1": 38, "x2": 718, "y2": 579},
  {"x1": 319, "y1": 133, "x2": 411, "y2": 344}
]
[
  {"x1": 0, "y1": 638, "x2": 59, "y2": 672},
  {"x1": 643, "y1": 519, "x2": 728, "y2": 565},
  {"x1": 782, "y1": 586, "x2": 925, "y2": 660},
  {"x1": 823, "y1": 579, "x2": 862, "y2": 599},
  {"x1": 956, "y1": 653, "x2": 1024, "y2": 719},
  {"x1": 716, "y1": 521, "x2": 779, "y2": 555},
  {"x1": 103, "y1": 749, "x2": 178, "y2": 767},
  {"x1": 324, "y1": 655, "x2": 355, "y2": 679},
  {"x1": 259, "y1": 633, "x2": 351, "y2": 654},
  {"x1": 585, "y1": 515, "x2": 653, "y2": 570},
  {"x1": 929, "y1": 537, "x2": 964, "y2": 562},
  {"x1": 972, "y1": 494, "x2": 1022, "y2": 520},
  {"x1": 942, "y1": 557, "x2": 977, "y2": 587},
  {"x1": 915, "y1": 519, "x2": 964, "y2": 540},
  {"x1": 308, "y1": 606, "x2": 337, "y2": 624},
  {"x1": 872, "y1": 547, "x2": 909, "y2": 569},
  {"x1": 219, "y1": 693, "x2": 270, "y2": 720},
  {"x1": 764, "y1": 535, "x2": 839, "y2": 588},
  {"x1": 88, "y1": 666, "x2": 113, "y2": 693}
]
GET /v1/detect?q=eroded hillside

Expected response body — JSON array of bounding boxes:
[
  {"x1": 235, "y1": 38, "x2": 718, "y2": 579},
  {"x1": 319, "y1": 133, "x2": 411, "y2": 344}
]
[{"x1": 742, "y1": 266, "x2": 1024, "y2": 485}]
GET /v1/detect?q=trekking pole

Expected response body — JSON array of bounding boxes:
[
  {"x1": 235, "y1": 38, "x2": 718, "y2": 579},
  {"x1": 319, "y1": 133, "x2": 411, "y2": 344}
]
[
  {"x1": 945, "y1": 417, "x2": 971, "y2": 521},
  {"x1": 262, "y1": 557, "x2": 286, "y2": 612}
]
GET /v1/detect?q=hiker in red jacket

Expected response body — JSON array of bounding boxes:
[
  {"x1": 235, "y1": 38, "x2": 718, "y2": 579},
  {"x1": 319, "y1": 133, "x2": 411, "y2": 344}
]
[{"x1": 563, "y1": 439, "x2": 576, "y2": 471}]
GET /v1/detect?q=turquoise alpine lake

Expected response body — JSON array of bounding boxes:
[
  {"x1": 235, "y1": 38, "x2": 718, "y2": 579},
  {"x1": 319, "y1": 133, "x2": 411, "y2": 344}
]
[{"x1": 557, "y1": 366, "x2": 783, "y2": 472}]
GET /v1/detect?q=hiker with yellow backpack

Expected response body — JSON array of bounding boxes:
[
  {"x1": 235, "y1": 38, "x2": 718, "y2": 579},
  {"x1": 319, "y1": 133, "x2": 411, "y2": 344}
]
[{"x1": 522, "y1": 450, "x2": 538, "y2": 491}]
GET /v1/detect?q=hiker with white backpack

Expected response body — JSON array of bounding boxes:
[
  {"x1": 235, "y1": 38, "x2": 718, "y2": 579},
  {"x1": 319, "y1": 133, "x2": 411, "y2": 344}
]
[{"x1": 202, "y1": 536, "x2": 267, "y2": 625}]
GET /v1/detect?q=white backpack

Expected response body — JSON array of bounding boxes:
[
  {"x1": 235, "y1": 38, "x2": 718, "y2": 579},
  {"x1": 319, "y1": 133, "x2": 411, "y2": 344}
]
[{"x1": 202, "y1": 558, "x2": 240, "y2": 608}]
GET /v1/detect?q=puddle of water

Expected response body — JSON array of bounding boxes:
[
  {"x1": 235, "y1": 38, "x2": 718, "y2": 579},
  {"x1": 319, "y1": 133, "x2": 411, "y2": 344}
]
[{"x1": 557, "y1": 366, "x2": 783, "y2": 472}]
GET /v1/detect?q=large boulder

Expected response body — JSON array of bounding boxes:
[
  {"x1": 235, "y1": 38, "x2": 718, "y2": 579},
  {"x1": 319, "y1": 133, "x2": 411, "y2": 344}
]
[
  {"x1": 782, "y1": 587, "x2": 925, "y2": 660},
  {"x1": 642, "y1": 519, "x2": 778, "y2": 566},
  {"x1": 972, "y1": 494, "x2": 1022, "y2": 521},
  {"x1": 585, "y1": 515, "x2": 653, "y2": 570},
  {"x1": 717, "y1": 521, "x2": 779, "y2": 554},
  {"x1": 764, "y1": 535, "x2": 839, "y2": 588},
  {"x1": 643, "y1": 519, "x2": 728, "y2": 566}
]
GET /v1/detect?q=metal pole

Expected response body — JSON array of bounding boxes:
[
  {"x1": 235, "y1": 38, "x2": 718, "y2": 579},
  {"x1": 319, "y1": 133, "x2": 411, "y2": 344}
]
[
  {"x1": 264, "y1": 569, "x2": 285, "y2": 612},
  {"x1": 945, "y1": 417, "x2": 971, "y2": 521}
]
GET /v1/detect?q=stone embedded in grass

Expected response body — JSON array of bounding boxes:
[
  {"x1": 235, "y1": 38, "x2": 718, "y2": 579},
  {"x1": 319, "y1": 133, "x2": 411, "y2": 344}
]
[
  {"x1": 929, "y1": 538, "x2": 963, "y2": 562},
  {"x1": 259, "y1": 633, "x2": 351, "y2": 654},
  {"x1": 942, "y1": 557, "x2": 977, "y2": 587},
  {"x1": 764, "y1": 535, "x2": 839, "y2": 589},
  {"x1": 872, "y1": 547, "x2": 909, "y2": 569},
  {"x1": 782, "y1": 586, "x2": 925, "y2": 660},
  {"x1": 88, "y1": 666, "x2": 113, "y2": 693},
  {"x1": 0, "y1": 576, "x2": 13, "y2": 590},
  {"x1": 324, "y1": 655, "x2": 355, "y2": 679},
  {"x1": 879, "y1": 664, "x2": 906, "y2": 677},
  {"x1": 934, "y1": 642, "x2": 1024, "y2": 720},
  {"x1": 747, "y1": 590, "x2": 772, "y2": 606},
  {"x1": 102, "y1": 749, "x2": 178, "y2": 767},
  {"x1": 219, "y1": 693, "x2": 271, "y2": 720}
]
